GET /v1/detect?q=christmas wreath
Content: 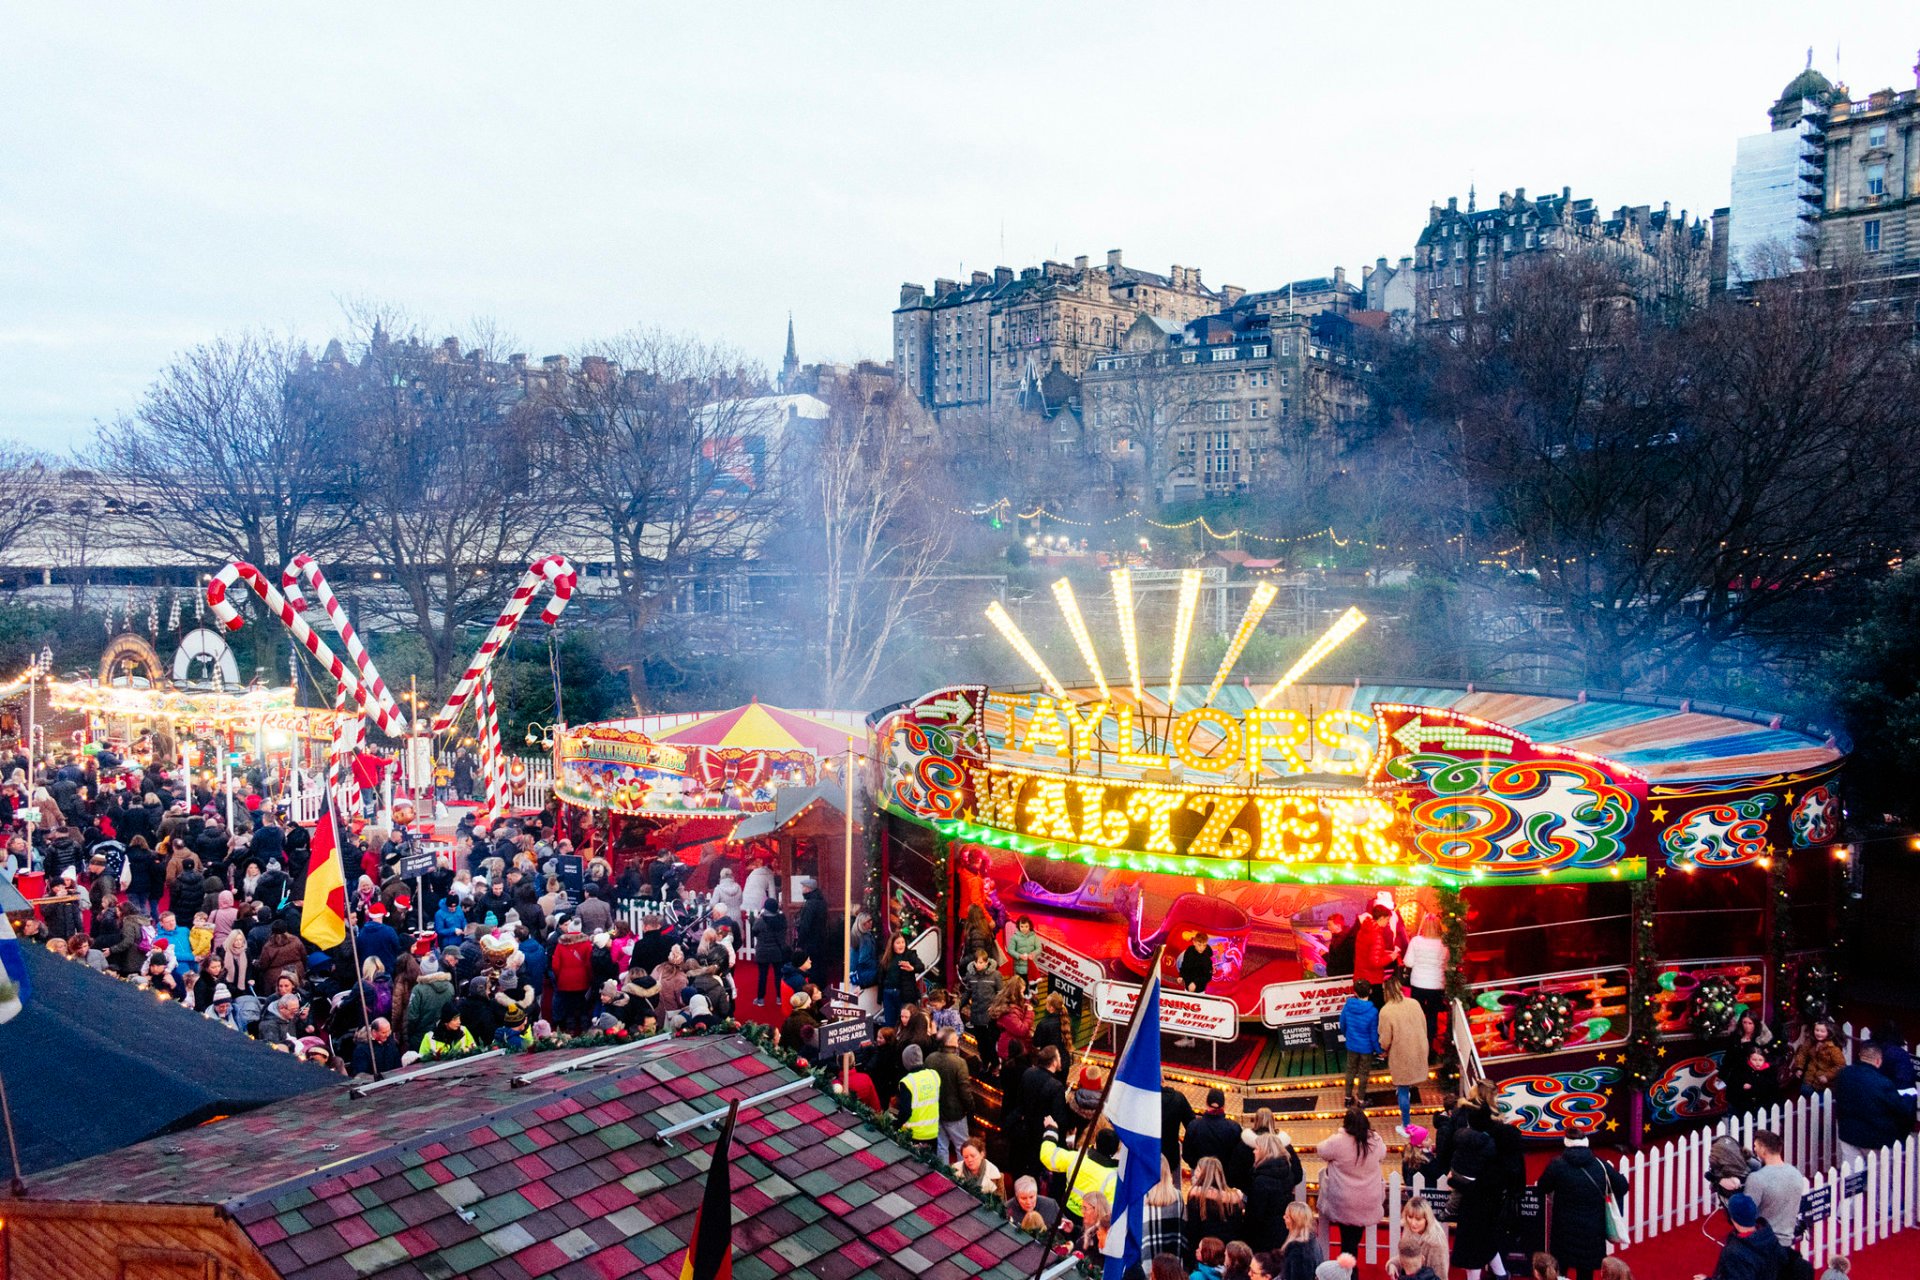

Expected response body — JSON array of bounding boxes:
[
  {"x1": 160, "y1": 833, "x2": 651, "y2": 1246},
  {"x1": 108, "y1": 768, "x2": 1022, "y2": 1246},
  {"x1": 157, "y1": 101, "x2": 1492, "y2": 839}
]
[
  {"x1": 1798, "y1": 962, "x2": 1835, "y2": 1022},
  {"x1": 1691, "y1": 977, "x2": 1741, "y2": 1038},
  {"x1": 1514, "y1": 989, "x2": 1575, "y2": 1053}
]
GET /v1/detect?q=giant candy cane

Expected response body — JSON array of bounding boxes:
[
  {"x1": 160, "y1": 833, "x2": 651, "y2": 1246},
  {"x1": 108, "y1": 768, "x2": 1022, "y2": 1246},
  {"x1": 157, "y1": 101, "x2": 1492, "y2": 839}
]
[{"x1": 208, "y1": 554, "x2": 578, "y2": 822}]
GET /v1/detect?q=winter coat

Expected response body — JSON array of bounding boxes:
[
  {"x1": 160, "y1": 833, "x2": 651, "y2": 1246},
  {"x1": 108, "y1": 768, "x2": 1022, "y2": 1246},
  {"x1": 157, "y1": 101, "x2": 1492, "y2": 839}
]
[
  {"x1": 881, "y1": 947, "x2": 924, "y2": 1003},
  {"x1": 552, "y1": 937, "x2": 594, "y2": 992},
  {"x1": 1537, "y1": 1146, "x2": 1628, "y2": 1271},
  {"x1": 433, "y1": 903, "x2": 468, "y2": 947},
  {"x1": 796, "y1": 887, "x2": 828, "y2": 959},
  {"x1": 1339, "y1": 996, "x2": 1380, "y2": 1055},
  {"x1": 106, "y1": 915, "x2": 145, "y2": 976},
  {"x1": 1314, "y1": 1130, "x2": 1385, "y2": 1226},
  {"x1": 994, "y1": 1004, "x2": 1033, "y2": 1058},
  {"x1": 962, "y1": 965, "x2": 1001, "y2": 1027},
  {"x1": 1007, "y1": 927, "x2": 1042, "y2": 978},
  {"x1": 1377, "y1": 995, "x2": 1428, "y2": 1085},
  {"x1": 849, "y1": 931, "x2": 878, "y2": 988},
  {"x1": 1707, "y1": 1220, "x2": 1781, "y2": 1280},
  {"x1": 406, "y1": 972, "x2": 456, "y2": 1034},
  {"x1": 1184, "y1": 1111, "x2": 1251, "y2": 1191},
  {"x1": 1242, "y1": 1151, "x2": 1304, "y2": 1251},
  {"x1": 754, "y1": 910, "x2": 788, "y2": 967},
  {"x1": 1832, "y1": 1062, "x2": 1912, "y2": 1150},
  {"x1": 256, "y1": 932, "x2": 307, "y2": 992},
  {"x1": 741, "y1": 865, "x2": 776, "y2": 917},
  {"x1": 1177, "y1": 943, "x2": 1214, "y2": 992},
  {"x1": 1792, "y1": 1038, "x2": 1846, "y2": 1091},
  {"x1": 169, "y1": 870, "x2": 207, "y2": 924},
  {"x1": 1354, "y1": 915, "x2": 1396, "y2": 985}
]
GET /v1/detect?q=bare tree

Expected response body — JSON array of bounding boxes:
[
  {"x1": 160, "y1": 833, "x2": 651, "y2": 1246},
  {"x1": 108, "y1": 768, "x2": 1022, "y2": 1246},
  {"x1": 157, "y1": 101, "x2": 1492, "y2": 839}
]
[
  {"x1": 330, "y1": 324, "x2": 562, "y2": 690},
  {"x1": 94, "y1": 332, "x2": 355, "y2": 568},
  {"x1": 1082, "y1": 339, "x2": 1204, "y2": 508},
  {"x1": 547, "y1": 331, "x2": 779, "y2": 640},
  {"x1": 807, "y1": 382, "x2": 955, "y2": 707},
  {"x1": 0, "y1": 445, "x2": 51, "y2": 582}
]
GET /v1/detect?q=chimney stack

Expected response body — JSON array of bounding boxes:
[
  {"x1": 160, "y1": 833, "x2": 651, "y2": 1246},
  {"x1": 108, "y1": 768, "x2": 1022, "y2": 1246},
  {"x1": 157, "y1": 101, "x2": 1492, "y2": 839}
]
[
  {"x1": 994, "y1": 266, "x2": 1013, "y2": 285},
  {"x1": 1074, "y1": 255, "x2": 1088, "y2": 270},
  {"x1": 1107, "y1": 248, "x2": 1123, "y2": 268}
]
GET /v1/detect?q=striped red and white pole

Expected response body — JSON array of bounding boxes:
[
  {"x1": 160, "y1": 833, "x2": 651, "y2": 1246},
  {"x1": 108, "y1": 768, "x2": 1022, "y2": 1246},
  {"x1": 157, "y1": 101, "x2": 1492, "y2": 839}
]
[
  {"x1": 206, "y1": 561, "x2": 411, "y2": 739},
  {"x1": 428, "y1": 554, "x2": 578, "y2": 735},
  {"x1": 477, "y1": 670, "x2": 506, "y2": 822},
  {"x1": 280, "y1": 554, "x2": 406, "y2": 736}
]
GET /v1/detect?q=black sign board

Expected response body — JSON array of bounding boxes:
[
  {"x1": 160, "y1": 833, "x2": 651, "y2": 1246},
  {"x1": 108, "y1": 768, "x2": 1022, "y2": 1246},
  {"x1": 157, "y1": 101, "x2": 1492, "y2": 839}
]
[
  {"x1": 1512, "y1": 1188, "x2": 1546, "y2": 1258},
  {"x1": 1423, "y1": 1191, "x2": 1453, "y2": 1225},
  {"x1": 818, "y1": 1017, "x2": 870, "y2": 1059},
  {"x1": 1321, "y1": 1017, "x2": 1344, "y2": 1048},
  {"x1": 1051, "y1": 975, "x2": 1085, "y2": 1025},
  {"x1": 1843, "y1": 1169, "x2": 1866, "y2": 1197},
  {"x1": 556, "y1": 854, "x2": 584, "y2": 904},
  {"x1": 1797, "y1": 1184, "x2": 1832, "y2": 1237},
  {"x1": 1280, "y1": 1023, "x2": 1317, "y2": 1049},
  {"x1": 397, "y1": 848, "x2": 437, "y2": 881}
]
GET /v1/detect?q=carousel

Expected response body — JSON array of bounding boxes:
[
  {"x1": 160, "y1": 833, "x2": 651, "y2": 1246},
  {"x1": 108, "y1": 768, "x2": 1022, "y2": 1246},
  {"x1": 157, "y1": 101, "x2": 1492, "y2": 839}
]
[{"x1": 866, "y1": 571, "x2": 1850, "y2": 1145}]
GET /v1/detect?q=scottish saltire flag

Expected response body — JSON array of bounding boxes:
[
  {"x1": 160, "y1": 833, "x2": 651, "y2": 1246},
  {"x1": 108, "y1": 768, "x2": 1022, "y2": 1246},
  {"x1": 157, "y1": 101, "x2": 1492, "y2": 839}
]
[
  {"x1": 1102, "y1": 973, "x2": 1164, "y2": 1280},
  {"x1": 0, "y1": 911, "x2": 31, "y2": 1024}
]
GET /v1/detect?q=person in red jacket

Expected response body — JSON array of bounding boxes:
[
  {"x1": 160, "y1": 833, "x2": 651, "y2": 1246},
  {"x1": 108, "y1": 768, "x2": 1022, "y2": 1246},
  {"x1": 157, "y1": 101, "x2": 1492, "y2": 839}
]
[
  {"x1": 551, "y1": 919, "x2": 595, "y2": 1033},
  {"x1": 351, "y1": 750, "x2": 393, "y2": 819},
  {"x1": 1354, "y1": 904, "x2": 1400, "y2": 1005}
]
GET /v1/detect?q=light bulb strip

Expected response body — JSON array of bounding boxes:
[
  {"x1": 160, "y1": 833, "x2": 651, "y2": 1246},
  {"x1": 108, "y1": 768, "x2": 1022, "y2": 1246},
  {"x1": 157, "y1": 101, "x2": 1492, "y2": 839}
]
[
  {"x1": 1050, "y1": 578, "x2": 1110, "y2": 700},
  {"x1": 984, "y1": 601, "x2": 1068, "y2": 701},
  {"x1": 1257, "y1": 605, "x2": 1368, "y2": 708},
  {"x1": 1203, "y1": 580, "x2": 1278, "y2": 707},
  {"x1": 1110, "y1": 568, "x2": 1145, "y2": 704},
  {"x1": 1166, "y1": 568, "x2": 1202, "y2": 708}
]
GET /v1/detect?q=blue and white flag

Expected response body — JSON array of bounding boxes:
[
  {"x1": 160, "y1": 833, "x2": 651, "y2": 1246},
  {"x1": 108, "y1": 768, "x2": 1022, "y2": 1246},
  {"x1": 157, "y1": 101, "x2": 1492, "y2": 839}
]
[
  {"x1": 0, "y1": 912, "x2": 29, "y2": 1025},
  {"x1": 1101, "y1": 972, "x2": 1164, "y2": 1280}
]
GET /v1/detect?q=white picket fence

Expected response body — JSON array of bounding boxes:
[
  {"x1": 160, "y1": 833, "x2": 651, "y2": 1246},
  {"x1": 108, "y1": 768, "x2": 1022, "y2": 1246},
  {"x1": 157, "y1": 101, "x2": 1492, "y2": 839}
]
[
  {"x1": 1615, "y1": 1090, "x2": 1838, "y2": 1246},
  {"x1": 1800, "y1": 1133, "x2": 1920, "y2": 1268}
]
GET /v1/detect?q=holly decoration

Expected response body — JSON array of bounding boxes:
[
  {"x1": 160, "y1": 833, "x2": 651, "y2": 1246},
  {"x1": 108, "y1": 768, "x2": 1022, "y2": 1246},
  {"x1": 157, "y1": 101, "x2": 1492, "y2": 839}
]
[
  {"x1": 1798, "y1": 961, "x2": 1835, "y2": 1023},
  {"x1": 1515, "y1": 989, "x2": 1575, "y2": 1053},
  {"x1": 1691, "y1": 976, "x2": 1742, "y2": 1038}
]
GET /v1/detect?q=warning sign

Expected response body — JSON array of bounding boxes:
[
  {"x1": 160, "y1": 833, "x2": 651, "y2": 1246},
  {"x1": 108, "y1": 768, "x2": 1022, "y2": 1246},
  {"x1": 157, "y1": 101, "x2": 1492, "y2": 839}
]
[
  {"x1": 1260, "y1": 977, "x2": 1355, "y2": 1029},
  {"x1": 1093, "y1": 980, "x2": 1240, "y2": 1042}
]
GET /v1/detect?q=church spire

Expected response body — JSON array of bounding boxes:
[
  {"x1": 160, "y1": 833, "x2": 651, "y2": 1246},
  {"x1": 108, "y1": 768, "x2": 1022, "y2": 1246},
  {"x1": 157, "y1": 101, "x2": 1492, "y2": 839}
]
[{"x1": 779, "y1": 312, "x2": 799, "y2": 393}]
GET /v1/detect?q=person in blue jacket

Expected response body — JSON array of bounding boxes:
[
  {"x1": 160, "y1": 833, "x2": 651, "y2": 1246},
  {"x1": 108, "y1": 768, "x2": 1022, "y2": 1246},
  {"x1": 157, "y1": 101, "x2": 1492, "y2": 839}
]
[
  {"x1": 1339, "y1": 980, "x2": 1380, "y2": 1106},
  {"x1": 1834, "y1": 1042, "x2": 1913, "y2": 1165},
  {"x1": 433, "y1": 896, "x2": 469, "y2": 949}
]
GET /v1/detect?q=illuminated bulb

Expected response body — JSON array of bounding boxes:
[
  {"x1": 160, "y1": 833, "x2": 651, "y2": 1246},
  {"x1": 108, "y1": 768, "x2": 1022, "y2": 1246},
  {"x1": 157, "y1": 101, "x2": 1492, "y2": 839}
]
[
  {"x1": 984, "y1": 601, "x2": 1067, "y2": 700},
  {"x1": 1166, "y1": 569, "x2": 1202, "y2": 707},
  {"x1": 1050, "y1": 578, "x2": 1109, "y2": 699},
  {"x1": 1257, "y1": 606, "x2": 1368, "y2": 708},
  {"x1": 1203, "y1": 581, "x2": 1277, "y2": 707},
  {"x1": 1110, "y1": 569, "x2": 1144, "y2": 703}
]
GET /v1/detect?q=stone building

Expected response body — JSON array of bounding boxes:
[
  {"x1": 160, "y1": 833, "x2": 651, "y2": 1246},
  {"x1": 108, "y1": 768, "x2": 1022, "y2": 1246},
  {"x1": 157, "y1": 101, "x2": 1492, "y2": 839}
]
[
  {"x1": 893, "y1": 250, "x2": 1233, "y2": 424},
  {"x1": 1720, "y1": 53, "x2": 1920, "y2": 298},
  {"x1": 1080, "y1": 304, "x2": 1378, "y2": 503},
  {"x1": 1412, "y1": 187, "x2": 1711, "y2": 340}
]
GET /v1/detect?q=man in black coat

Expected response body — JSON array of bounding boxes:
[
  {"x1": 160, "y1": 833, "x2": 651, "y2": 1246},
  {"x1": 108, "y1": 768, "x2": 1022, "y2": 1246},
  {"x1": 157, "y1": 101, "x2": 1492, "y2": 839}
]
[
  {"x1": 795, "y1": 877, "x2": 829, "y2": 964},
  {"x1": 1537, "y1": 1134, "x2": 1628, "y2": 1278},
  {"x1": 1012, "y1": 1046, "x2": 1072, "y2": 1178},
  {"x1": 1183, "y1": 1088, "x2": 1251, "y2": 1189},
  {"x1": 1834, "y1": 1042, "x2": 1912, "y2": 1164},
  {"x1": 1693, "y1": 1193, "x2": 1780, "y2": 1280},
  {"x1": 1160, "y1": 1085, "x2": 1196, "y2": 1181}
]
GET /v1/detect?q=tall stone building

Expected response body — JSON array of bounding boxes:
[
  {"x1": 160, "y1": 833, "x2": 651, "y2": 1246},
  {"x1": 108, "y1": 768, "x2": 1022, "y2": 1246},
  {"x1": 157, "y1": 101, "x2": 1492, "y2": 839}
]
[
  {"x1": 893, "y1": 250, "x2": 1233, "y2": 423},
  {"x1": 1080, "y1": 304, "x2": 1378, "y2": 503},
  {"x1": 1720, "y1": 53, "x2": 1920, "y2": 296},
  {"x1": 1412, "y1": 187, "x2": 1711, "y2": 339}
]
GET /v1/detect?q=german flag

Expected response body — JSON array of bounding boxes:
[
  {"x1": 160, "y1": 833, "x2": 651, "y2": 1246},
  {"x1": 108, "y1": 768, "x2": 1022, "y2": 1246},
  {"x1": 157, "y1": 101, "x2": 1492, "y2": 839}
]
[
  {"x1": 300, "y1": 792, "x2": 349, "y2": 951},
  {"x1": 678, "y1": 1098, "x2": 739, "y2": 1280}
]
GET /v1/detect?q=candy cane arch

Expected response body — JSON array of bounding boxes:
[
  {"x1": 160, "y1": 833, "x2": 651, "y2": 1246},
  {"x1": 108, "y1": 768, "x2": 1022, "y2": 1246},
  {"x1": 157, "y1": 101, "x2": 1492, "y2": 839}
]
[
  {"x1": 205, "y1": 562, "x2": 410, "y2": 738},
  {"x1": 428, "y1": 554, "x2": 576, "y2": 734}
]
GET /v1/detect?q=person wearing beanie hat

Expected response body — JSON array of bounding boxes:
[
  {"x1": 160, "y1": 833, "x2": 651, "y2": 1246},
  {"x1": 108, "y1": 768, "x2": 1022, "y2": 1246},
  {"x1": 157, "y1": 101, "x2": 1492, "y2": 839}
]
[
  {"x1": 1693, "y1": 1192, "x2": 1779, "y2": 1280},
  {"x1": 1537, "y1": 1128, "x2": 1628, "y2": 1278},
  {"x1": 203, "y1": 984, "x2": 239, "y2": 1031},
  {"x1": 1315, "y1": 1257, "x2": 1357, "y2": 1280},
  {"x1": 895, "y1": 1044, "x2": 940, "y2": 1144}
]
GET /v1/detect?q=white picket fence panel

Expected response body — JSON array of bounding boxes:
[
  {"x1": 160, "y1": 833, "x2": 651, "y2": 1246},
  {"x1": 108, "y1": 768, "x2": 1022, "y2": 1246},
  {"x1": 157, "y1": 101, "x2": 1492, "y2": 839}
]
[
  {"x1": 1799, "y1": 1133, "x2": 1920, "y2": 1269},
  {"x1": 1614, "y1": 1091, "x2": 1836, "y2": 1246},
  {"x1": 516, "y1": 756, "x2": 553, "y2": 810}
]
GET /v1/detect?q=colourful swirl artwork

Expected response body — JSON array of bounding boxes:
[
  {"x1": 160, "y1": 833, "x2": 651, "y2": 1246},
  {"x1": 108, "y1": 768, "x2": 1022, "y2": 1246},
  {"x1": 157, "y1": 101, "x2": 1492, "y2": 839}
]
[
  {"x1": 1660, "y1": 795, "x2": 1776, "y2": 868},
  {"x1": 1495, "y1": 1068, "x2": 1622, "y2": 1136},
  {"x1": 1789, "y1": 785, "x2": 1838, "y2": 849},
  {"x1": 1390, "y1": 753, "x2": 1639, "y2": 875},
  {"x1": 1647, "y1": 1053, "x2": 1726, "y2": 1125}
]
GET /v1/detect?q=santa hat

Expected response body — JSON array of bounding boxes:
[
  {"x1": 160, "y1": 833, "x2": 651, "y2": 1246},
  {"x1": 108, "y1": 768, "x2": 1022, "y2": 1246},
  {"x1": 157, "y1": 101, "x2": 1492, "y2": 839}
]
[{"x1": 366, "y1": 902, "x2": 387, "y2": 920}]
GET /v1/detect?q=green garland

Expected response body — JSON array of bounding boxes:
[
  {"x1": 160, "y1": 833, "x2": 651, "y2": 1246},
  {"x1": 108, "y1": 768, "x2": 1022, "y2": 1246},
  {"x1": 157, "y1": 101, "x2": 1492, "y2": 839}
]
[
  {"x1": 1514, "y1": 990, "x2": 1575, "y2": 1053},
  {"x1": 1438, "y1": 887, "x2": 1469, "y2": 1006},
  {"x1": 1691, "y1": 976, "x2": 1741, "y2": 1039},
  {"x1": 1626, "y1": 880, "x2": 1660, "y2": 1095},
  {"x1": 1769, "y1": 852, "x2": 1793, "y2": 1025}
]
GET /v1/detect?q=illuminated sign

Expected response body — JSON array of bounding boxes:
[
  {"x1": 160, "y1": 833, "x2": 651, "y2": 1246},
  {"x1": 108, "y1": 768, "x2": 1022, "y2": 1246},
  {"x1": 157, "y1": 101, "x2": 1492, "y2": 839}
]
[
  {"x1": 1260, "y1": 976, "x2": 1355, "y2": 1028},
  {"x1": 992, "y1": 697, "x2": 1377, "y2": 778}
]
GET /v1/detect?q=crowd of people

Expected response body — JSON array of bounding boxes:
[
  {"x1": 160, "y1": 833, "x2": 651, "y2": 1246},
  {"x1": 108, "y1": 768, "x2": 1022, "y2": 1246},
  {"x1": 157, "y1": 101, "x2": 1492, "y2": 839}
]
[{"x1": 7, "y1": 750, "x2": 842, "y2": 1075}]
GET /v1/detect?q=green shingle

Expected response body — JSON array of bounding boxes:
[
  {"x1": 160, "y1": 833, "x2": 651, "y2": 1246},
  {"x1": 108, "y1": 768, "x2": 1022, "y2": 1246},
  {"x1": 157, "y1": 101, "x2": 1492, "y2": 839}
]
[{"x1": 468, "y1": 1191, "x2": 533, "y2": 1231}]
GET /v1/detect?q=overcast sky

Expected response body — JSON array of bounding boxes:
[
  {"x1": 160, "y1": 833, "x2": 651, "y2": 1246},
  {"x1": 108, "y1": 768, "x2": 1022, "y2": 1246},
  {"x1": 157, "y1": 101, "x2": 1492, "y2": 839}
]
[{"x1": 3, "y1": 4, "x2": 1913, "y2": 451}]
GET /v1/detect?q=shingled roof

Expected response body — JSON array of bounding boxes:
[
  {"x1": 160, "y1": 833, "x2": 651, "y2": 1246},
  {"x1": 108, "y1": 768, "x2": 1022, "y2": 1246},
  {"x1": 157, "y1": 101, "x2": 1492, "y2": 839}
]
[{"x1": 16, "y1": 1033, "x2": 1045, "y2": 1280}]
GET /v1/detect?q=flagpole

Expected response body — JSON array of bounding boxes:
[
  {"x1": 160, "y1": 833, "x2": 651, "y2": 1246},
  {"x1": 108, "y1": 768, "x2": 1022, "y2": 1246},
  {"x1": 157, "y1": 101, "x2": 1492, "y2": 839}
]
[
  {"x1": 326, "y1": 783, "x2": 383, "y2": 1081},
  {"x1": 1026, "y1": 943, "x2": 1166, "y2": 1280},
  {"x1": 0, "y1": 1066, "x2": 25, "y2": 1195}
]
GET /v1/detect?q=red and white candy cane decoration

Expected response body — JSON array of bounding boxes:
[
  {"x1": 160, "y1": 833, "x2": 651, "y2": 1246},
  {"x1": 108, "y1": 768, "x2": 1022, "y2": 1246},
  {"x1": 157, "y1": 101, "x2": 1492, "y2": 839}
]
[
  {"x1": 327, "y1": 682, "x2": 366, "y2": 819},
  {"x1": 428, "y1": 554, "x2": 577, "y2": 734},
  {"x1": 206, "y1": 562, "x2": 410, "y2": 738},
  {"x1": 281, "y1": 554, "x2": 407, "y2": 737},
  {"x1": 208, "y1": 553, "x2": 578, "y2": 823}
]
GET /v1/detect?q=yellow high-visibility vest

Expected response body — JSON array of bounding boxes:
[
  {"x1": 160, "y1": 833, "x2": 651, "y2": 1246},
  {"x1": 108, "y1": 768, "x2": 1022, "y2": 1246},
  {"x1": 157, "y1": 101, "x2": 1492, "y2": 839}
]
[
  {"x1": 901, "y1": 1068, "x2": 941, "y2": 1140},
  {"x1": 1039, "y1": 1134, "x2": 1118, "y2": 1216}
]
